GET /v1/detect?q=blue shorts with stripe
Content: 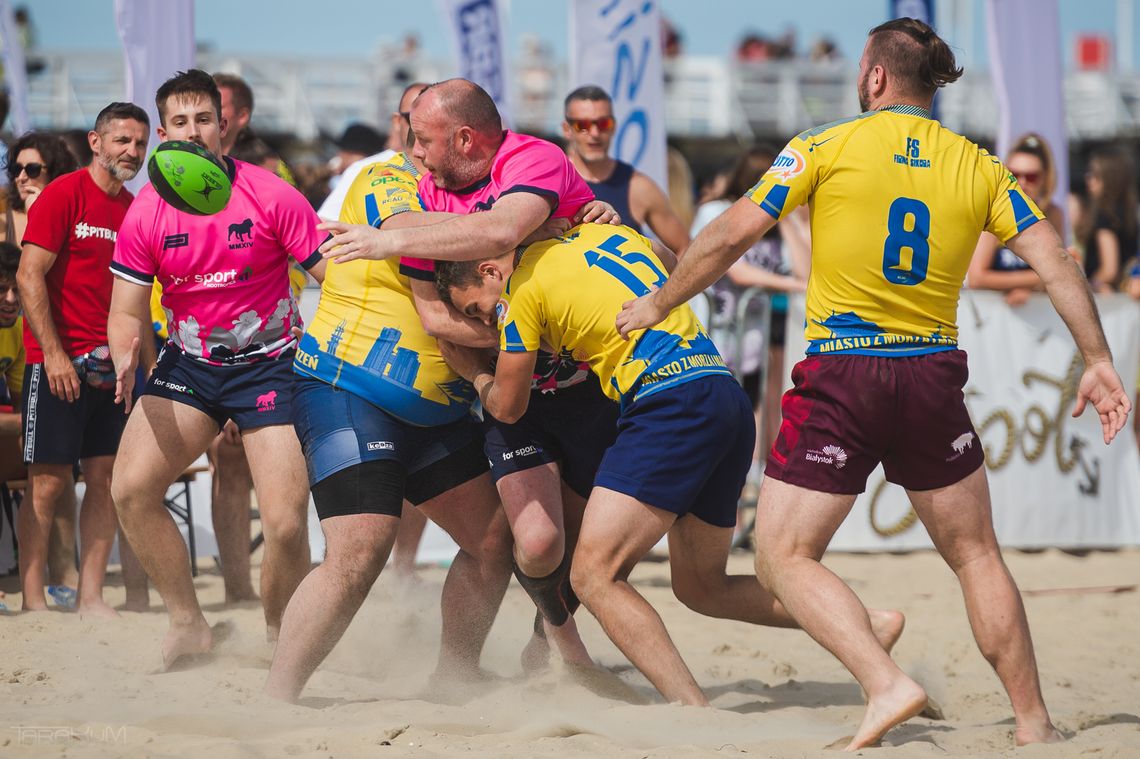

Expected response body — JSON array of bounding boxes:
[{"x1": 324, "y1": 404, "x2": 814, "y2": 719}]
[{"x1": 595, "y1": 375, "x2": 754, "y2": 528}]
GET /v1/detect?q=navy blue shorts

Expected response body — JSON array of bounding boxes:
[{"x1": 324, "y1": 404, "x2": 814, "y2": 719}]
[
  {"x1": 595, "y1": 376, "x2": 755, "y2": 528},
  {"x1": 292, "y1": 376, "x2": 487, "y2": 512},
  {"x1": 144, "y1": 345, "x2": 295, "y2": 431},
  {"x1": 483, "y1": 378, "x2": 620, "y2": 499},
  {"x1": 21, "y1": 363, "x2": 127, "y2": 465}
]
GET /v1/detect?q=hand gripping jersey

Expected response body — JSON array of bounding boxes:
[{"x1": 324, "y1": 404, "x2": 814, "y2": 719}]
[
  {"x1": 294, "y1": 153, "x2": 476, "y2": 426},
  {"x1": 113, "y1": 158, "x2": 323, "y2": 365},
  {"x1": 747, "y1": 105, "x2": 1044, "y2": 357},
  {"x1": 500, "y1": 223, "x2": 732, "y2": 406}
]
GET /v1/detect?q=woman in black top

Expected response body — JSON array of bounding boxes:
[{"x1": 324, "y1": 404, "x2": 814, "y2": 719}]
[{"x1": 1078, "y1": 147, "x2": 1137, "y2": 293}]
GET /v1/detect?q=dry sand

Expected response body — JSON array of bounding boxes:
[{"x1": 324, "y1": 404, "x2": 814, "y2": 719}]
[{"x1": 1, "y1": 548, "x2": 1138, "y2": 758}]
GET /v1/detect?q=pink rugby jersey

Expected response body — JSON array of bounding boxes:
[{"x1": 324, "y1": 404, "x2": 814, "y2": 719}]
[
  {"x1": 113, "y1": 159, "x2": 323, "y2": 365},
  {"x1": 401, "y1": 130, "x2": 595, "y2": 391},
  {"x1": 400, "y1": 129, "x2": 594, "y2": 280}
]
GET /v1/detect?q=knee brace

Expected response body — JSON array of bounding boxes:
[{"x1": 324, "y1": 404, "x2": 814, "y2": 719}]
[{"x1": 514, "y1": 550, "x2": 578, "y2": 627}]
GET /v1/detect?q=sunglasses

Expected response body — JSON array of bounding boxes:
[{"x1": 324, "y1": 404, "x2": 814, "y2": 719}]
[
  {"x1": 10, "y1": 162, "x2": 44, "y2": 179},
  {"x1": 566, "y1": 116, "x2": 615, "y2": 133},
  {"x1": 1012, "y1": 170, "x2": 1041, "y2": 184}
]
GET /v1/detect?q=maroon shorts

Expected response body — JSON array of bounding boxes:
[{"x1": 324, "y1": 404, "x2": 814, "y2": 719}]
[{"x1": 765, "y1": 350, "x2": 984, "y2": 494}]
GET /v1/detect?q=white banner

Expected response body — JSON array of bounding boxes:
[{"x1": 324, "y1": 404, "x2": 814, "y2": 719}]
[
  {"x1": 783, "y1": 292, "x2": 1140, "y2": 550},
  {"x1": 569, "y1": 0, "x2": 667, "y2": 190},
  {"x1": 437, "y1": 0, "x2": 512, "y2": 126},
  {"x1": 986, "y1": 0, "x2": 1069, "y2": 238},
  {"x1": 0, "y1": 0, "x2": 30, "y2": 135},
  {"x1": 114, "y1": 0, "x2": 195, "y2": 194}
]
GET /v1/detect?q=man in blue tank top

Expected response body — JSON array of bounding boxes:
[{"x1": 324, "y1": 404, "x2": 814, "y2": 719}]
[{"x1": 563, "y1": 86, "x2": 690, "y2": 256}]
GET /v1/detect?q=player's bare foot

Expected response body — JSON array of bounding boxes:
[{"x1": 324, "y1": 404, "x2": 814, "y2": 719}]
[
  {"x1": 520, "y1": 630, "x2": 552, "y2": 674},
  {"x1": 845, "y1": 675, "x2": 927, "y2": 751},
  {"x1": 162, "y1": 616, "x2": 214, "y2": 671},
  {"x1": 224, "y1": 589, "x2": 258, "y2": 605},
  {"x1": 21, "y1": 598, "x2": 50, "y2": 612},
  {"x1": 1015, "y1": 722, "x2": 1064, "y2": 746},
  {"x1": 869, "y1": 609, "x2": 906, "y2": 653},
  {"x1": 77, "y1": 599, "x2": 120, "y2": 619},
  {"x1": 545, "y1": 617, "x2": 594, "y2": 668}
]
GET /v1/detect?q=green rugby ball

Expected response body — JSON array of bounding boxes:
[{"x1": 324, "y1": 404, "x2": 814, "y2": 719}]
[{"x1": 147, "y1": 140, "x2": 232, "y2": 215}]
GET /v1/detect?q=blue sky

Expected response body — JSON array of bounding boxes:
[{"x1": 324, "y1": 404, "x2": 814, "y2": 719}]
[{"x1": 18, "y1": 0, "x2": 1134, "y2": 71}]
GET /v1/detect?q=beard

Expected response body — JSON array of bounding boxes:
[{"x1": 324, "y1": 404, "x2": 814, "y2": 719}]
[
  {"x1": 99, "y1": 152, "x2": 142, "y2": 182},
  {"x1": 431, "y1": 153, "x2": 481, "y2": 190},
  {"x1": 857, "y1": 71, "x2": 871, "y2": 112}
]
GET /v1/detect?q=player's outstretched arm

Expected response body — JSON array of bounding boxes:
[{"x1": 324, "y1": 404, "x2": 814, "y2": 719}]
[
  {"x1": 319, "y1": 193, "x2": 554, "y2": 264},
  {"x1": 1006, "y1": 220, "x2": 1132, "y2": 443},
  {"x1": 616, "y1": 197, "x2": 777, "y2": 339},
  {"x1": 107, "y1": 278, "x2": 152, "y2": 414}
]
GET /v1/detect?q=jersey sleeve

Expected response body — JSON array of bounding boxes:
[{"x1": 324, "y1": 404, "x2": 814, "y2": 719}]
[
  {"x1": 744, "y1": 133, "x2": 821, "y2": 221},
  {"x1": 500, "y1": 276, "x2": 543, "y2": 353},
  {"x1": 398, "y1": 256, "x2": 435, "y2": 282},
  {"x1": 270, "y1": 180, "x2": 326, "y2": 270},
  {"x1": 21, "y1": 177, "x2": 76, "y2": 254},
  {"x1": 497, "y1": 139, "x2": 569, "y2": 209},
  {"x1": 982, "y1": 155, "x2": 1044, "y2": 242},
  {"x1": 341, "y1": 161, "x2": 425, "y2": 228},
  {"x1": 111, "y1": 199, "x2": 158, "y2": 286}
]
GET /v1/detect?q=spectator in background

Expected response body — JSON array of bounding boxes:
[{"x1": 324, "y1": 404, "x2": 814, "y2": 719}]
[
  {"x1": 230, "y1": 133, "x2": 281, "y2": 174},
  {"x1": 213, "y1": 73, "x2": 253, "y2": 156},
  {"x1": 1, "y1": 132, "x2": 80, "y2": 599},
  {"x1": 60, "y1": 129, "x2": 94, "y2": 168},
  {"x1": 692, "y1": 145, "x2": 808, "y2": 532},
  {"x1": 667, "y1": 146, "x2": 695, "y2": 231},
  {"x1": 326, "y1": 122, "x2": 385, "y2": 195},
  {"x1": 317, "y1": 82, "x2": 428, "y2": 220},
  {"x1": 3, "y1": 132, "x2": 78, "y2": 245},
  {"x1": 15, "y1": 102, "x2": 149, "y2": 615},
  {"x1": 563, "y1": 85, "x2": 690, "y2": 255},
  {"x1": 810, "y1": 37, "x2": 841, "y2": 63},
  {"x1": 1078, "y1": 146, "x2": 1137, "y2": 292},
  {"x1": 969, "y1": 133, "x2": 1065, "y2": 305},
  {"x1": 661, "y1": 15, "x2": 682, "y2": 58},
  {"x1": 737, "y1": 33, "x2": 771, "y2": 62}
]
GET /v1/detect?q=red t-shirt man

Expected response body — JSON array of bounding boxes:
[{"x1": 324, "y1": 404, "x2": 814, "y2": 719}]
[{"x1": 21, "y1": 168, "x2": 133, "y2": 363}]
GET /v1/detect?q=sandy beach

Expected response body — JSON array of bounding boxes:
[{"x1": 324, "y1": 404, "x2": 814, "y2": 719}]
[{"x1": 1, "y1": 547, "x2": 1138, "y2": 758}]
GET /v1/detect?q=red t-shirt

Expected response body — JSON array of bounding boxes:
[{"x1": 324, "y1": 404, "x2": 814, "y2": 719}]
[{"x1": 21, "y1": 168, "x2": 134, "y2": 363}]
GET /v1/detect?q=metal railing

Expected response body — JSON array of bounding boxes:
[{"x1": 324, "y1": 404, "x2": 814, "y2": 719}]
[{"x1": 16, "y1": 50, "x2": 1140, "y2": 142}]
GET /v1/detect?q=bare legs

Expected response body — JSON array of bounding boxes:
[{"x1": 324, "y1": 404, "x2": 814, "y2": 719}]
[
  {"x1": 754, "y1": 468, "x2": 1059, "y2": 749},
  {"x1": 112, "y1": 396, "x2": 219, "y2": 668},
  {"x1": 207, "y1": 429, "x2": 258, "y2": 603}
]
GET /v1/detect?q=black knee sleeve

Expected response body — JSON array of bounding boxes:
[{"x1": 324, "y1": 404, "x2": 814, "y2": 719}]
[{"x1": 515, "y1": 550, "x2": 577, "y2": 627}]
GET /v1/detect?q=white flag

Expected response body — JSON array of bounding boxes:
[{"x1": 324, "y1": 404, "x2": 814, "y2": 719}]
[
  {"x1": 114, "y1": 0, "x2": 195, "y2": 193},
  {"x1": 0, "y1": 0, "x2": 31, "y2": 135},
  {"x1": 437, "y1": 0, "x2": 512, "y2": 125},
  {"x1": 570, "y1": 0, "x2": 667, "y2": 190},
  {"x1": 986, "y1": 0, "x2": 1068, "y2": 237}
]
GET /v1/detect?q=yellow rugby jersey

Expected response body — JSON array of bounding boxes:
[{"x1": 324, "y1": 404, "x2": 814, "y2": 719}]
[
  {"x1": 748, "y1": 105, "x2": 1044, "y2": 356},
  {"x1": 294, "y1": 153, "x2": 475, "y2": 425},
  {"x1": 0, "y1": 317, "x2": 25, "y2": 402},
  {"x1": 501, "y1": 224, "x2": 731, "y2": 405}
]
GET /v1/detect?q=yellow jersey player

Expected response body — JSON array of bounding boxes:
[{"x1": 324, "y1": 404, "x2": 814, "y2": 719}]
[
  {"x1": 435, "y1": 221, "x2": 904, "y2": 707},
  {"x1": 618, "y1": 17, "x2": 1130, "y2": 750},
  {"x1": 265, "y1": 140, "x2": 517, "y2": 702}
]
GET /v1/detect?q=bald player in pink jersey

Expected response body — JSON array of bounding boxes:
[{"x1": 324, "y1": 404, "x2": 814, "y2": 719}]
[
  {"x1": 316, "y1": 79, "x2": 630, "y2": 676},
  {"x1": 108, "y1": 70, "x2": 325, "y2": 670}
]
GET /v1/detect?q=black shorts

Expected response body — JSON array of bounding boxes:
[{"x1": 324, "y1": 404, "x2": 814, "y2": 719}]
[
  {"x1": 292, "y1": 376, "x2": 488, "y2": 519},
  {"x1": 144, "y1": 345, "x2": 296, "y2": 431},
  {"x1": 483, "y1": 378, "x2": 620, "y2": 499},
  {"x1": 21, "y1": 363, "x2": 127, "y2": 465}
]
